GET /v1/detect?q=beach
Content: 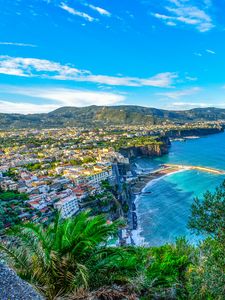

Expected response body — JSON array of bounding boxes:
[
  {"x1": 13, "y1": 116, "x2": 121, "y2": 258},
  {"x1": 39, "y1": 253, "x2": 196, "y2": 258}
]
[
  {"x1": 130, "y1": 165, "x2": 184, "y2": 195},
  {"x1": 128, "y1": 158, "x2": 225, "y2": 246},
  {"x1": 128, "y1": 165, "x2": 187, "y2": 246},
  {"x1": 132, "y1": 132, "x2": 225, "y2": 246}
]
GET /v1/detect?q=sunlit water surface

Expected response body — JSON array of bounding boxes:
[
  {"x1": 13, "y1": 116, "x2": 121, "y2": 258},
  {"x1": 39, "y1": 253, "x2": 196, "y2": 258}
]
[{"x1": 135, "y1": 132, "x2": 225, "y2": 246}]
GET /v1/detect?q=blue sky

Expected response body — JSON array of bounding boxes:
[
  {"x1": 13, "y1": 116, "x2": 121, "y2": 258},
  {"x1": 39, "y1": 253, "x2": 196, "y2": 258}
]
[{"x1": 0, "y1": 0, "x2": 225, "y2": 113}]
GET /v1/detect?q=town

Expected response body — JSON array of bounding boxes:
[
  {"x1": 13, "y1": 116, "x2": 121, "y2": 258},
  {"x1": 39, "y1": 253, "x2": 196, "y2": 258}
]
[{"x1": 0, "y1": 121, "x2": 223, "y2": 244}]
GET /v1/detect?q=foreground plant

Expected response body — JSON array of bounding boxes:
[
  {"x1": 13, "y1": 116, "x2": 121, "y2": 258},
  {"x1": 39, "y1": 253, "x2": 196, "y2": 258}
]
[
  {"x1": 187, "y1": 181, "x2": 225, "y2": 299},
  {"x1": 1, "y1": 179, "x2": 225, "y2": 300},
  {"x1": 188, "y1": 180, "x2": 225, "y2": 243},
  {"x1": 0, "y1": 211, "x2": 127, "y2": 299}
]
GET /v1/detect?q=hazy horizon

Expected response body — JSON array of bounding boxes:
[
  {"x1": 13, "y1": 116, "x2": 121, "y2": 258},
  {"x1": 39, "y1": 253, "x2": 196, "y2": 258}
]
[{"x1": 2, "y1": 104, "x2": 225, "y2": 116}]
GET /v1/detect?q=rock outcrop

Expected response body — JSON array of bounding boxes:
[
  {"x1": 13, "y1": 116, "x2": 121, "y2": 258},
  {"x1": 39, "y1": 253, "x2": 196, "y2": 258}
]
[
  {"x1": 119, "y1": 136, "x2": 171, "y2": 159},
  {"x1": 0, "y1": 263, "x2": 43, "y2": 300}
]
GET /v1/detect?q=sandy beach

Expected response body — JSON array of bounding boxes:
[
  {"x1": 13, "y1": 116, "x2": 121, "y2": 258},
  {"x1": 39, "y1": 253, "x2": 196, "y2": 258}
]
[
  {"x1": 128, "y1": 165, "x2": 187, "y2": 246},
  {"x1": 130, "y1": 165, "x2": 183, "y2": 195}
]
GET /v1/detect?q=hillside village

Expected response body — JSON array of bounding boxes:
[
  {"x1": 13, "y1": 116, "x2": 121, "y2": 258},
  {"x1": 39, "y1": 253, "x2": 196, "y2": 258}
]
[{"x1": 0, "y1": 122, "x2": 223, "y2": 241}]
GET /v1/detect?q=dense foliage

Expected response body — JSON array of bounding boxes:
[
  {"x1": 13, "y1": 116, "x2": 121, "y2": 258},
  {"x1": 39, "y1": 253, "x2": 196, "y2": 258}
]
[
  {"x1": 187, "y1": 181, "x2": 225, "y2": 299},
  {"x1": 113, "y1": 136, "x2": 162, "y2": 152},
  {"x1": 0, "y1": 212, "x2": 125, "y2": 299},
  {"x1": 188, "y1": 181, "x2": 225, "y2": 243},
  {"x1": 0, "y1": 181, "x2": 224, "y2": 299},
  {"x1": 0, "y1": 190, "x2": 29, "y2": 230}
]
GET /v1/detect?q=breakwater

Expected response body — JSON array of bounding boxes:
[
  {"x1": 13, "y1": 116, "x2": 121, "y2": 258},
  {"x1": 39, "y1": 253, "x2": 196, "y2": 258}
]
[
  {"x1": 130, "y1": 165, "x2": 181, "y2": 195},
  {"x1": 130, "y1": 163, "x2": 225, "y2": 196},
  {"x1": 164, "y1": 164, "x2": 225, "y2": 175}
]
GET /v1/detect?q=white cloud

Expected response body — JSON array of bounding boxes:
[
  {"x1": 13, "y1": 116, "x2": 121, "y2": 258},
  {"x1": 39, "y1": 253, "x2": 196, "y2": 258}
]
[
  {"x1": 88, "y1": 5, "x2": 111, "y2": 17},
  {"x1": 194, "y1": 49, "x2": 216, "y2": 56},
  {"x1": 158, "y1": 87, "x2": 201, "y2": 99},
  {"x1": 171, "y1": 101, "x2": 212, "y2": 109},
  {"x1": 85, "y1": 72, "x2": 177, "y2": 87},
  {"x1": 186, "y1": 76, "x2": 198, "y2": 81},
  {"x1": 194, "y1": 52, "x2": 202, "y2": 57},
  {"x1": 153, "y1": 0, "x2": 214, "y2": 32},
  {"x1": 0, "y1": 55, "x2": 85, "y2": 78},
  {"x1": 167, "y1": 21, "x2": 177, "y2": 26},
  {"x1": 206, "y1": 49, "x2": 216, "y2": 54},
  {"x1": 0, "y1": 56, "x2": 177, "y2": 88},
  {"x1": 15, "y1": 87, "x2": 125, "y2": 106},
  {"x1": 0, "y1": 100, "x2": 57, "y2": 114},
  {"x1": 154, "y1": 13, "x2": 171, "y2": 20},
  {"x1": 0, "y1": 42, "x2": 37, "y2": 47},
  {"x1": 170, "y1": 101, "x2": 225, "y2": 110},
  {"x1": 0, "y1": 87, "x2": 126, "y2": 114},
  {"x1": 59, "y1": 3, "x2": 95, "y2": 22},
  {"x1": 169, "y1": 100, "x2": 225, "y2": 109}
]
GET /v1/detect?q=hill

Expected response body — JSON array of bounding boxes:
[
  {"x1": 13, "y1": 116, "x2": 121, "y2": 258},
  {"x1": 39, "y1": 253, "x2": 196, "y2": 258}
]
[{"x1": 1, "y1": 106, "x2": 225, "y2": 129}]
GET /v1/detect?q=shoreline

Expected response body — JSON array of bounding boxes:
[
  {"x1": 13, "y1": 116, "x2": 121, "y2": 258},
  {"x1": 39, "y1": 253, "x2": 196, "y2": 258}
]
[
  {"x1": 124, "y1": 131, "x2": 225, "y2": 246},
  {"x1": 129, "y1": 167, "x2": 188, "y2": 246},
  {"x1": 130, "y1": 165, "x2": 185, "y2": 195},
  {"x1": 128, "y1": 163, "x2": 225, "y2": 246}
]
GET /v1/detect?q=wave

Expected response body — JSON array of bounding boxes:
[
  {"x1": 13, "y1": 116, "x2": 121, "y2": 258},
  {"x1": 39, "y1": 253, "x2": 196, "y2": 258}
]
[
  {"x1": 142, "y1": 168, "x2": 188, "y2": 192},
  {"x1": 132, "y1": 168, "x2": 188, "y2": 246}
]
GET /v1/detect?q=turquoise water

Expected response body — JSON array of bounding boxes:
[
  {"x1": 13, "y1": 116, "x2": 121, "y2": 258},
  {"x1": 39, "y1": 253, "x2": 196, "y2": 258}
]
[{"x1": 136, "y1": 132, "x2": 225, "y2": 246}]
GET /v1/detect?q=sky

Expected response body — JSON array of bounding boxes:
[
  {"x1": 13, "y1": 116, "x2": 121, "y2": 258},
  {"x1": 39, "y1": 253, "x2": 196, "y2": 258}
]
[{"x1": 0, "y1": 0, "x2": 225, "y2": 114}]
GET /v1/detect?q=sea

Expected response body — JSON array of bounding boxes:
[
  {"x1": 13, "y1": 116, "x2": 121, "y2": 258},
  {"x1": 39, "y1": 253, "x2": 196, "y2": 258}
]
[{"x1": 135, "y1": 131, "x2": 225, "y2": 246}]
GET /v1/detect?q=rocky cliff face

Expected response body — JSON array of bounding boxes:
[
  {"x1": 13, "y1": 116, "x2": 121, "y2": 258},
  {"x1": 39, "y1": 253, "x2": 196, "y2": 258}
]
[
  {"x1": 119, "y1": 136, "x2": 171, "y2": 159},
  {"x1": 0, "y1": 264, "x2": 43, "y2": 300}
]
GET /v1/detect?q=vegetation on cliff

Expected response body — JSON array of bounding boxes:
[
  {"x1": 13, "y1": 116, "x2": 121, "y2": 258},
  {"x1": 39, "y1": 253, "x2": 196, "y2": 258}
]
[
  {"x1": 0, "y1": 182, "x2": 224, "y2": 299},
  {"x1": 117, "y1": 136, "x2": 170, "y2": 158},
  {"x1": 0, "y1": 189, "x2": 29, "y2": 231},
  {"x1": 114, "y1": 136, "x2": 163, "y2": 150}
]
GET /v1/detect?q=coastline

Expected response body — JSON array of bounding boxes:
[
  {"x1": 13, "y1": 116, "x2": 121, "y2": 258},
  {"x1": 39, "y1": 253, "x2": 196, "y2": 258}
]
[
  {"x1": 124, "y1": 131, "x2": 225, "y2": 246},
  {"x1": 130, "y1": 165, "x2": 185, "y2": 195},
  {"x1": 128, "y1": 166, "x2": 189, "y2": 246}
]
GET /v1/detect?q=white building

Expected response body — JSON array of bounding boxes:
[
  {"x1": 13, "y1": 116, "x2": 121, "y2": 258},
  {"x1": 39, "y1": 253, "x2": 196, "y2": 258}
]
[
  {"x1": 87, "y1": 169, "x2": 112, "y2": 185},
  {"x1": 54, "y1": 194, "x2": 79, "y2": 219},
  {"x1": 0, "y1": 165, "x2": 9, "y2": 173}
]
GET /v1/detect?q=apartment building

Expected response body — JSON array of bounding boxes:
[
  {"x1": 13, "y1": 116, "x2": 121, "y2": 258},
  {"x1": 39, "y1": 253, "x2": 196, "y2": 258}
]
[{"x1": 54, "y1": 194, "x2": 79, "y2": 218}]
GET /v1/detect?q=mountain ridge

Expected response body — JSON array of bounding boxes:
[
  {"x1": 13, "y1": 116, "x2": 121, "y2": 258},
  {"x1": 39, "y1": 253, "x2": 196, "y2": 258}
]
[{"x1": 1, "y1": 105, "x2": 225, "y2": 129}]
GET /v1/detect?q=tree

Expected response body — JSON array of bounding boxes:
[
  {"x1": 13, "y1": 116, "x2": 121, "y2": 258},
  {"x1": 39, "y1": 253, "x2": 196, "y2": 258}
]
[
  {"x1": 0, "y1": 211, "x2": 129, "y2": 299},
  {"x1": 187, "y1": 181, "x2": 225, "y2": 299},
  {"x1": 187, "y1": 238, "x2": 225, "y2": 300},
  {"x1": 101, "y1": 180, "x2": 111, "y2": 191},
  {"x1": 188, "y1": 180, "x2": 225, "y2": 243}
]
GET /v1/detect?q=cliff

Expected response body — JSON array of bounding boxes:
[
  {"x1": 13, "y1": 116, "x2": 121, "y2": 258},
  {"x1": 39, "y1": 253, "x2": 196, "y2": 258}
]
[
  {"x1": 119, "y1": 136, "x2": 171, "y2": 159},
  {"x1": 166, "y1": 127, "x2": 223, "y2": 138}
]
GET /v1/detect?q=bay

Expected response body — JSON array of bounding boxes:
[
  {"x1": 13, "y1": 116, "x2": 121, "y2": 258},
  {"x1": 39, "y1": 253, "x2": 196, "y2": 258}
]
[{"x1": 135, "y1": 132, "x2": 225, "y2": 246}]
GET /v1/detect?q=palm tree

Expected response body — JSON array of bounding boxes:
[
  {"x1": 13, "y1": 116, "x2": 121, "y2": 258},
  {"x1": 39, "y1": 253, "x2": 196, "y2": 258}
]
[{"x1": 0, "y1": 211, "x2": 122, "y2": 299}]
